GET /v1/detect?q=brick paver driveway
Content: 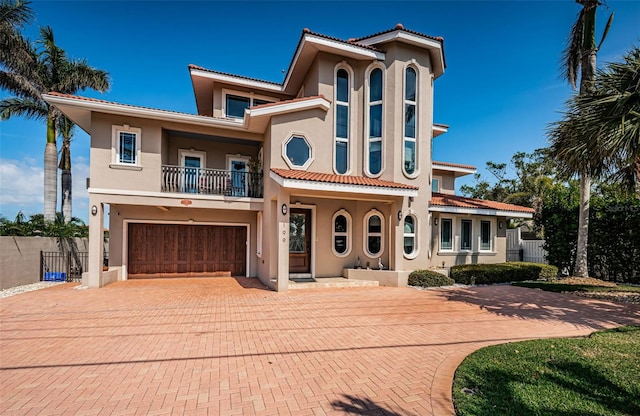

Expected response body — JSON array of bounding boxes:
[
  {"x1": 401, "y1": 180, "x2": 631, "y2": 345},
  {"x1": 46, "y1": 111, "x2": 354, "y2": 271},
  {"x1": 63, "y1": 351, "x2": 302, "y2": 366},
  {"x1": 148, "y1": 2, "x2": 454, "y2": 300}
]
[{"x1": 2, "y1": 278, "x2": 639, "y2": 415}]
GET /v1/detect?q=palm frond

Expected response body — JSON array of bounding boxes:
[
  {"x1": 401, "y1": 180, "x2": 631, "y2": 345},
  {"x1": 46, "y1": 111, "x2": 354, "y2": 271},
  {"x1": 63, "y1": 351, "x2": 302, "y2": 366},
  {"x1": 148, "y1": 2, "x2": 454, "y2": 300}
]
[
  {"x1": 0, "y1": 69, "x2": 42, "y2": 100},
  {"x1": 0, "y1": 0, "x2": 33, "y2": 27},
  {"x1": 561, "y1": 7, "x2": 585, "y2": 89},
  {"x1": 0, "y1": 96, "x2": 47, "y2": 121},
  {"x1": 597, "y1": 11, "x2": 614, "y2": 51}
]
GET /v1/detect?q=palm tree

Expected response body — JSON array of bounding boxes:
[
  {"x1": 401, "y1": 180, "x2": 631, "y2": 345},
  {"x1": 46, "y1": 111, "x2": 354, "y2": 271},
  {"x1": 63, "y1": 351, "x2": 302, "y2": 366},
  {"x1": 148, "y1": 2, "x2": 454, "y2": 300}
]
[
  {"x1": 0, "y1": 0, "x2": 33, "y2": 66},
  {"x1": 0, "y1": 25, "x2": 110, "y2": 222},
  {"x1": 552, "y1": 0, "x2": 613, "y2": 277},
  {"x1": 555, "y1": 47, "x2": 640, "y2": 196}
]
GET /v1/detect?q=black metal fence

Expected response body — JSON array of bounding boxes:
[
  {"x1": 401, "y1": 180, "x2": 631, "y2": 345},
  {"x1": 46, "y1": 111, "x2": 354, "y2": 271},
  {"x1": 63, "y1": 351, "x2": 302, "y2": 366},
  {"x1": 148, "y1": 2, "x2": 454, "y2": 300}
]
[{"x1": 40, "y1": 251, "x2": 88, "y2": 282}]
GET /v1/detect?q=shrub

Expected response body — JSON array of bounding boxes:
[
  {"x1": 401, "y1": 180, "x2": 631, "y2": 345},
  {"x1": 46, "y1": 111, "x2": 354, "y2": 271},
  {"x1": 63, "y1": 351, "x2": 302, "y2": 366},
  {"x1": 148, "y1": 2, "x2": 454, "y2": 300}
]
[
  {"x1": 450, "y1": 262, "x2": 558, "y2": 285},
  {"x1": 408, "y1": 269, "x2": 455, "y2": 287}
]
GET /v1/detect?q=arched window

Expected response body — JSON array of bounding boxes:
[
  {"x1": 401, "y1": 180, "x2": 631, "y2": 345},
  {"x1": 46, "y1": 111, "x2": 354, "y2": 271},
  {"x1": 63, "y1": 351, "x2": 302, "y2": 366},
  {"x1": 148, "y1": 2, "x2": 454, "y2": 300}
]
[
  {"x1": 403, "y1": 66, "x2": 418, "y2": 176},
  {"x1": 367, "y1": 67, "x2": 383, "y2": 176},
  {"x1": 403, "y1": 214, "x2": 417, "y2": 258},
  {"x1": 334, "y1": 67, "x2": 350, "y2": 174},
  {"x1": 364, "y1": 210, "x2": 384, "y2": 257},
  {"x1": 332, "y1": 209, "x2": 351, "y2": 257}
]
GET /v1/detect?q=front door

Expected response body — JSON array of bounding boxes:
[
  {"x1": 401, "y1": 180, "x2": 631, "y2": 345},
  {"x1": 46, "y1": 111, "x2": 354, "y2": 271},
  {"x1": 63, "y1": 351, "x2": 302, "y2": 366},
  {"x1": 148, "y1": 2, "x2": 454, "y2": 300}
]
[{"x1": 289, "y1": 208, "x2": 311, "y2": 273}]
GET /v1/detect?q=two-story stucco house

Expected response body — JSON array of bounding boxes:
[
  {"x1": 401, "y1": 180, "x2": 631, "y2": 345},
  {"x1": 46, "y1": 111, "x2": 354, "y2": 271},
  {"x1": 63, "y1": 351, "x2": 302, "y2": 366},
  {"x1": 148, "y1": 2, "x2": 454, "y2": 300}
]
[{"x1": 44, "y1": 24, "x2": 533, "y2": 290}]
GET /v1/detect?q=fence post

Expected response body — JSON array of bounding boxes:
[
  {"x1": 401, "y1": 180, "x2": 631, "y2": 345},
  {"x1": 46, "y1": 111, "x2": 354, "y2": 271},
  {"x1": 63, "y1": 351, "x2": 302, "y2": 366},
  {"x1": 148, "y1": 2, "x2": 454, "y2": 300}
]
[
  {"x1": 67, "y1": 251, "x2": 72, "y2": 282},
  {"x1": 40, "y1": 250, "x2": 43, "y2": 282}
]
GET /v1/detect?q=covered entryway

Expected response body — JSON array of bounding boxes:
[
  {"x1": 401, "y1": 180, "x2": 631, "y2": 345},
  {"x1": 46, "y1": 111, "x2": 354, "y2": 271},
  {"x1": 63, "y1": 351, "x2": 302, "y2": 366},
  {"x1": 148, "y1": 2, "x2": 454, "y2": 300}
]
[{"x1": 127, "y1": 223, "x2": 246, "y2": 278}]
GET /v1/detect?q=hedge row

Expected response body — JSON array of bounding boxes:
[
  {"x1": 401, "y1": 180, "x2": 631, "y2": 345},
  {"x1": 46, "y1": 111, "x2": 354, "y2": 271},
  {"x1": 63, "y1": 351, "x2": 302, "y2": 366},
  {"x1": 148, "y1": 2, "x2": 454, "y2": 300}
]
[
  {"x1": 408, "y1": 269, "x2": 455, "y2": 287},
  {"x1": 450, "y1": 262, "x2": 558, "y2": 285}
]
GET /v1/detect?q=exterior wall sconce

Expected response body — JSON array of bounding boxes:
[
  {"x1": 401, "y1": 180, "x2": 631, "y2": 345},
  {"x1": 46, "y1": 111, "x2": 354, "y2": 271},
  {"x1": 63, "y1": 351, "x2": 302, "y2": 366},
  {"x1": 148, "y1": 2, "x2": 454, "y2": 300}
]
[
  {"x1": 434, "y1": 217, "x2": 438, "y2": 226},
  {"x1": 91, "y1": 205, "x2": 98, "y2": 216},
  {"x1": 499, "y1": 222, "x2": 503, "y2": 229},
  {"x1": 397, "y1": 210, "x2": 403, "y2": 221},
  {"x1": 281, "y1": 204, "x2": 288, "y2": 215}
]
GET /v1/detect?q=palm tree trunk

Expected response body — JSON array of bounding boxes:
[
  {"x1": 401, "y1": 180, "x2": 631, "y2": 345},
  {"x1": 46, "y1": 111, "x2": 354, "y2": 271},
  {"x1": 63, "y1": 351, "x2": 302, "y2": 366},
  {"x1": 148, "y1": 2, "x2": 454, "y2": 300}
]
[
  {"x1": 59, "y1": 137, "x2": 72, "y2": 223},
  {"x1": 61, "y1": 169, "x2": 71, "y2": 222},
  {"x1": 574, "y1": 174, "x2": 590, "y2": 277},
  {"x1": 44, "y1": 115, "x2": 57, "y2": 222}
]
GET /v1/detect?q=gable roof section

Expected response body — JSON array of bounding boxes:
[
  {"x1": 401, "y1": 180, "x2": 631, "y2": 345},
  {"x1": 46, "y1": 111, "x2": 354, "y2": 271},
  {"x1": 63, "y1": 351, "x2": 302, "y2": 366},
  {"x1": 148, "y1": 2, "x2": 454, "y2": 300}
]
[
  {"x1": 189, "y1": 24, "x2": 445, "y2": 103},
  {"x1": 270, "y1": 168, "x2": 418, "y2": 197},
  {"x1": 430, "y1": 193, "x2": 534, "y2": 218}
]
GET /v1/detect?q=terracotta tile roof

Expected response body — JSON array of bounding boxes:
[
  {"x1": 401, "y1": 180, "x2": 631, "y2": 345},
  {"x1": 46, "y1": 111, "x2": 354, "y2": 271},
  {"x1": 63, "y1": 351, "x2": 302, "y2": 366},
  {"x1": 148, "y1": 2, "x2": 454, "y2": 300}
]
[
  {"x1": 250, "y1": 95, "x2": 329, "y2": 110},
  {"x1": 45, "y1": 92, "x2": 237, "y2": 120},
  {"x1": 188, "y1": 64, "x2": 282, "y2": 86},
  {"x1": 430, "y1": 193, "x2": 535, "y2": 214},
  {"x1": 271, "y1": 168, "x2": 418, "y2": 190},
  {"x1": 432, "y1": 161, "x2": 477, "y2": 170},
  {"x1": 352, "y1": 23, "x2": 444, "y2": 44}
]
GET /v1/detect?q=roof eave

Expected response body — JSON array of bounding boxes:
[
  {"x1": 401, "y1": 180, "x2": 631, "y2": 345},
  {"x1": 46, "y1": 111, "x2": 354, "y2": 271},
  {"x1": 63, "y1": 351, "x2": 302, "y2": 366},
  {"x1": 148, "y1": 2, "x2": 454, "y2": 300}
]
[
  {"x1": 358, "y1": 31, "x2": 445, "y2": 78},
  {"x1": 428, "y1": 205, "x2": 534, "y2": 218}
]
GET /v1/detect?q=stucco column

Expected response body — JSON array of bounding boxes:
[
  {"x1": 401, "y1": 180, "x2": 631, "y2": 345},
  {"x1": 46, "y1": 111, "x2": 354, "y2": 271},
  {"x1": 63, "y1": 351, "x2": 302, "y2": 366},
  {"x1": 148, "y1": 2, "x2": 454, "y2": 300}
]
[
  {"x1": 389, "y1": 199, "x2": 403, "y2": 271},
  {"x1": 85, "y1": 196, "x2": 104, "y2": 288},
  {"x1": 276, "y1": 190, "x2": 290, "y2": 292}
]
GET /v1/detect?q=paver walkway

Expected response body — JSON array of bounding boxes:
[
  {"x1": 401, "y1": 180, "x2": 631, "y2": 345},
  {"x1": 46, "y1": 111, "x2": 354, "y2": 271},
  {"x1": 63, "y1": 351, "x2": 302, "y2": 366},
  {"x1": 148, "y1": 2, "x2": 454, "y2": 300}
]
[{"x1": 1, "y1": 278, "x2": 639, "y2": 416}]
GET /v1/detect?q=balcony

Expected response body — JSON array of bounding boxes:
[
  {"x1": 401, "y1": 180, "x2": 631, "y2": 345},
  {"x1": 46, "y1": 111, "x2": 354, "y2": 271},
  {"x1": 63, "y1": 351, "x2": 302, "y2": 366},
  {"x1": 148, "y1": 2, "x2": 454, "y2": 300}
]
[{"x1": 161, "y1": 165, "x2": 263, "y2": 198}]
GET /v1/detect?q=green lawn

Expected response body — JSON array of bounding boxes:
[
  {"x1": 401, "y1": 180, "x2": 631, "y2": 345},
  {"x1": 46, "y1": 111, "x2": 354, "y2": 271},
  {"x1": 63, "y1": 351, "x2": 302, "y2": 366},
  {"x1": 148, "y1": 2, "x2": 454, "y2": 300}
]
[
  {"x1": 512, "y1": 281, "x2": 640, "y2": 293},
  {"x1": 453, "y1": 326, "x2": 640, "y2": 416}
]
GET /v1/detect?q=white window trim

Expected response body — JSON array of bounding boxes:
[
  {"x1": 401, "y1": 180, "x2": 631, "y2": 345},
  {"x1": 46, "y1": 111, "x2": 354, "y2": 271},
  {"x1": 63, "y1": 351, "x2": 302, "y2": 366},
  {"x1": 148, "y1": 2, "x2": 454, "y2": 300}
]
[
  {"x1": 178, "y1": 148, "x2": 207, "y2": 168},
  {"x1": 480, "y1": 220, "x2": 492, "y2": 252},
  {"x1": 461, "y1": 219, "x2": 473, "y2": 251},
  {"x1": 440, "y1": 217, "x2": 453, "y2": 252},
  {"x1": 432, "y1": 176, "x2": 442, "y2": 193},
  {"x1": 282, "y1": 132, "x2": 314, "y2": 170},
  {"x1": 111, "y1": 124, "x2": 141, "y2": 166},
  {"x1": 403, "y1": 64, "x2": 419, "y2": 178},
  {"x1": 363, "y1": 209, "x2": 384, "y2": 258},
  {"x1": 364, "y1": 63, "x2": 386, "y2": 178},
  {"x1": 331, "y1": 209, "x2": 352, "y2": 257},
  {"x1": 333, "y1": 62, "x2": 353, "y2": 175},
  {"x1": 257, "y1": 211, "x2": 263, "y2": 257},
  {"x1": 222, "y1": 88, "x2": 277, "y2": 119},
  {"x1": 403, "y1": 213, "x2": 419, "y2": 259}
]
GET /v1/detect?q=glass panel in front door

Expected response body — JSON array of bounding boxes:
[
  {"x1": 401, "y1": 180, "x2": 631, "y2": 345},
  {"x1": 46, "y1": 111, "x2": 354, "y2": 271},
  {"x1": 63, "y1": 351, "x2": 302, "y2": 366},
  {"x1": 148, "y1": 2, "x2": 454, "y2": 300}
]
[
  {"x1": 231, "y1": 160, "x2": 246, "y2": 196},
  {"x1": 184, "y1": 156, "x2": 201, "y2": 193},
  {"x1": 289, "y1": 213, "x2": 306, "y2": 253}
]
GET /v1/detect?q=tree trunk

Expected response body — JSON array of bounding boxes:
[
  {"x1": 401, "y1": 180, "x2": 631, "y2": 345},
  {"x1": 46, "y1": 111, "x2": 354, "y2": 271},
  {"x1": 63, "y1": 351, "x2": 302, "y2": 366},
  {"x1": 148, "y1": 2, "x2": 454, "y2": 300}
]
[
  {"x1": 44, "y1": 115, "x2": 57, "y2": 222},
  {"x1": 574, "y1": 174, "x2": 590, "y2": 277},
  {"x1": 59, "y1": 137, "x2": 72, "y2": 223},
  {"x1": 61, "y1": 169, "x2": 72, "y2": 222}
]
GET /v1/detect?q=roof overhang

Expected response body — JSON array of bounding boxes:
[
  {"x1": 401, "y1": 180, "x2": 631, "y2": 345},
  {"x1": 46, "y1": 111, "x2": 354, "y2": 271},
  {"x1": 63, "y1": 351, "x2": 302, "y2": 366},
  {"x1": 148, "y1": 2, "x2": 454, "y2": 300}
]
[
  {"x1": 43, "y1": 93, "x2": 246, "y2": 134},
  {"x1": 432, "y1": 124, "x2": 449, "y2": 138},
  {"x1": 429, "y1": 205, "x2": 534, "y2": 219},
  {"x1": 357, "y1": 31, "x2": 445, "y2": 78},
  {"x1": 432, "y1": 162, "x2": 476, "y2": 178},
  {"x1": 189, "y1": 68, "x2": 283, "y2": 93},
  {"x1": 270, "y1": 171, "x2": 418, "y2": 198}
]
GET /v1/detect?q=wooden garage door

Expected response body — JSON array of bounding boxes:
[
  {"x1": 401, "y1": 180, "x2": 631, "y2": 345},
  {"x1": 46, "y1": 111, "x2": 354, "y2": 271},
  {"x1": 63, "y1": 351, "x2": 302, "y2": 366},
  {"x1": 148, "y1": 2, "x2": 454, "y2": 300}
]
[{"x1": 127, "y1": 224, "x2": 246, "y2": 278}]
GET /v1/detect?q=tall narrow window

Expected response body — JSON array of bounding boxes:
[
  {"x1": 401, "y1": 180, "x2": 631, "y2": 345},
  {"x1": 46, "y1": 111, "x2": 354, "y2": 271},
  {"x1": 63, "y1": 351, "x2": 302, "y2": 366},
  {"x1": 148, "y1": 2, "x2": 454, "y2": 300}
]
[
  {"x1": 432, "y1": 177, "x2": 440, "y2": 193},
  {"x1": 332, "y1": 210, "x2": 351, "y2": 257},
  {"x1": 481, "y1": 221, "x2": 491, "y2": 251},
  {"x1": 461, "y1": 219, "x2": 472, "y2": 250},
  {"x1": 367, "y1": 68, "x2": 383, "y2": 175},
  {"x1": 364, "y1": 210, "x2": 384, "y2": 257},
  {"x1": 440, "y1": 218, "x2": 452, "y2": 251},
  {"x1": 335, "y1": 68, "x2": 350, "y2": 174},
  {"x1": 403, "y1": 215, "x2": 417, "y2": 257},
  {"x1": 403, "y1": 67, "x2": 417, "y2": 175}
]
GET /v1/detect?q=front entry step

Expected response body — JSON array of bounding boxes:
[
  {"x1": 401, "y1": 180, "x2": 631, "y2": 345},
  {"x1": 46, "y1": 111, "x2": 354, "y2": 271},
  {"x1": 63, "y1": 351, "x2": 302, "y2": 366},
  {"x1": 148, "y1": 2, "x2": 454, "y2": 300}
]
[
  {"x1": 289, "y1": 273, "x2": 315, "y2": 283},
  {"x1": 288, "y1": 277, "x2": 379, "y2": 289}
]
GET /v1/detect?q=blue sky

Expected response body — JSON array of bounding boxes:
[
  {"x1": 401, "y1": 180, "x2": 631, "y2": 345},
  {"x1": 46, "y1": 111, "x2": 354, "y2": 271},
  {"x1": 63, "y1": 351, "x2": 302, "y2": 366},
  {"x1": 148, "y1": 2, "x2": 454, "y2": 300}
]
[{"x1": 1, "y1": 0, "x2": 639, "y2": 223}]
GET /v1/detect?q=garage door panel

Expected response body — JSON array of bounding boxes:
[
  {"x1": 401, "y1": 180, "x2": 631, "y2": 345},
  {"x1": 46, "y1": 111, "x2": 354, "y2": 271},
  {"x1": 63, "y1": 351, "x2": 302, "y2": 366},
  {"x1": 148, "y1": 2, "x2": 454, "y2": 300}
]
[{"x1": 128, "y1": 223, "x2": 246, "y2": 278}]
